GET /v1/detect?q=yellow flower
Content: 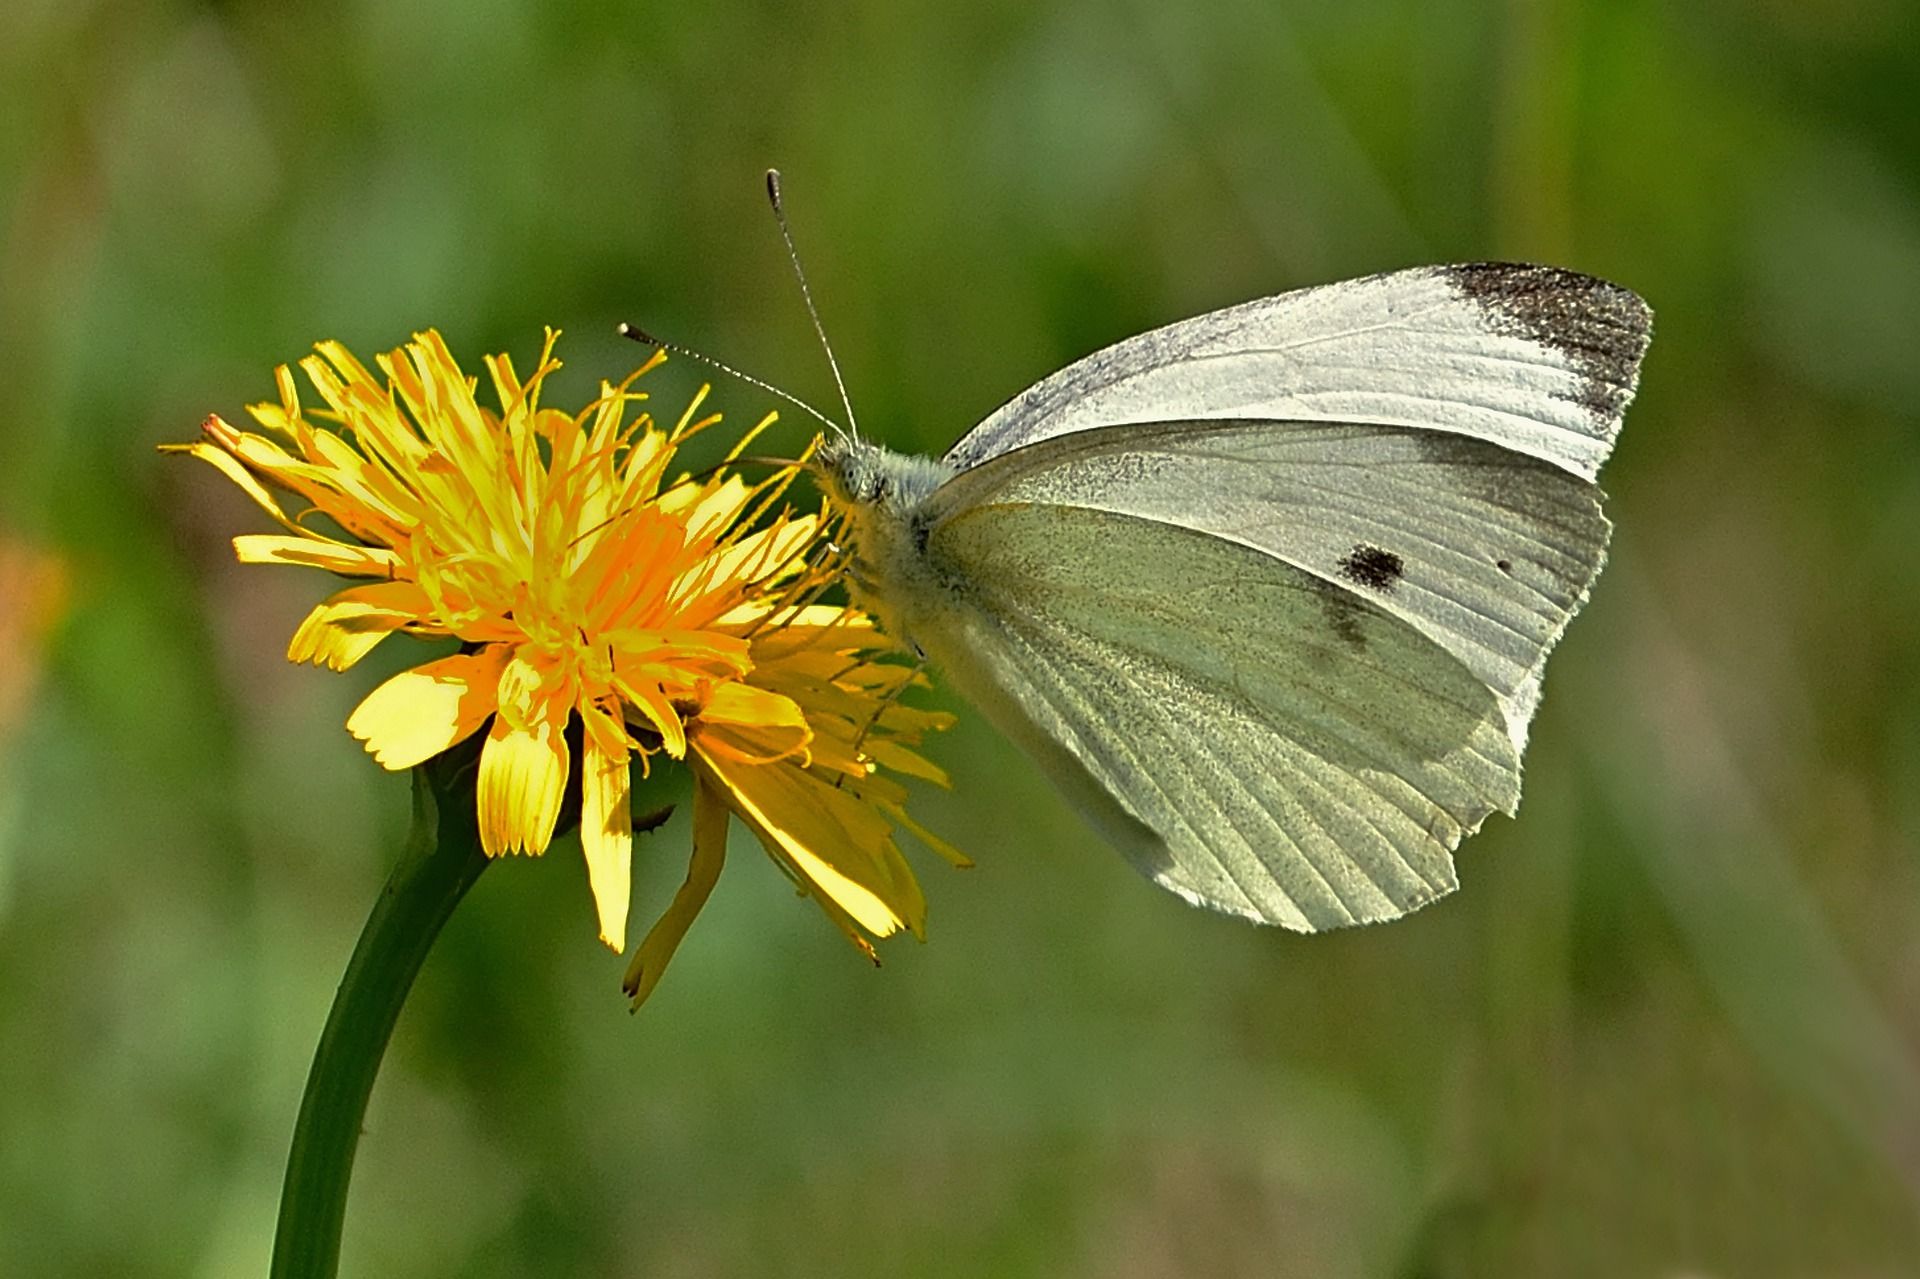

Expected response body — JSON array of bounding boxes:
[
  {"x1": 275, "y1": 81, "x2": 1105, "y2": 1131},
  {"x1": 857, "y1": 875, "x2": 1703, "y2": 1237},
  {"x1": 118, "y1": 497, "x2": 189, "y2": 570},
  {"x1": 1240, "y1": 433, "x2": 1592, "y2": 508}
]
[{"x1": 169, "y1": 330, "x2": 956, "y2": 983}]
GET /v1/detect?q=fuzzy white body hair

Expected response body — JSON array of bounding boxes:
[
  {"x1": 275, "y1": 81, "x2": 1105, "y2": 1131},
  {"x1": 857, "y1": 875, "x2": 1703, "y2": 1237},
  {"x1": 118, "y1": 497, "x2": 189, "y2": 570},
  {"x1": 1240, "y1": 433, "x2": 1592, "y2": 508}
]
[{"x1": 814, "y1": 438, "x2": 958, "y2": 654}]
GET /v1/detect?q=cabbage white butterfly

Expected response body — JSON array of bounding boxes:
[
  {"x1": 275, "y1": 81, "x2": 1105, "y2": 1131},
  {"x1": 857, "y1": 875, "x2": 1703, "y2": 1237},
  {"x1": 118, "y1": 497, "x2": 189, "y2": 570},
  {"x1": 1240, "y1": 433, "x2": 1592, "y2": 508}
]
[{"x1": 814, "y1": 262, "x2": 1651, "y2": 930}]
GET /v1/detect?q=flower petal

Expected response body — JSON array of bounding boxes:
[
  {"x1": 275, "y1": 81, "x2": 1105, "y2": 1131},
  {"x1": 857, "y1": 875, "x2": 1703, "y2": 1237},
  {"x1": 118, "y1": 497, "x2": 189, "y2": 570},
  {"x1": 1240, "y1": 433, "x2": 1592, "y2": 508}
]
[
  {"x1": 289, "y1": 580, "x2": 436, "y2": 671},
  {"x1": 346, "y1": 647, "x2": 509, "y2": 769},
  {"x1": 476, "y1": 697, "x2": 570, "y2": 857},
  {"x1": 163, "y1": 434, "x2": 310, "y2": 534},
  {"x1": 860, "y1": 736, "x2": 950, "y2": 788},
  {"x1": 694, "y1": 681, "x2": 811, "y2": 764},
  {"x1": 614, "y1": 675, "x2": 686, "y2": 759},
  {"x1": 623, "y1": 775, "x2": 728, "y2": 1009},
  {"x1": 694, "y1": 746, "x2": 925, "y2": 940},
  {"x1": 658, "y1": 473, "x2": 747, "y2": 534},
  {"x1": 579, "y1": 702, "x2": 634, "y2": 952},
  {"x1": 232, "y1": 533, "x2": 402, "y2": 576},
  {"x1": 671, "y1": 516, "x2": 818, "y2": 618}
]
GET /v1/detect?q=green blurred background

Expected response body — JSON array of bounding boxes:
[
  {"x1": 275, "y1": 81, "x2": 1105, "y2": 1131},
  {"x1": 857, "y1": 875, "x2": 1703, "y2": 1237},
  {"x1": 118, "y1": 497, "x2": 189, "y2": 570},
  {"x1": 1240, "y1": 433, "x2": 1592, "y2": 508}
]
[{"x1": 4, "y1": 0, "x2": 1919, "y2": 1274}]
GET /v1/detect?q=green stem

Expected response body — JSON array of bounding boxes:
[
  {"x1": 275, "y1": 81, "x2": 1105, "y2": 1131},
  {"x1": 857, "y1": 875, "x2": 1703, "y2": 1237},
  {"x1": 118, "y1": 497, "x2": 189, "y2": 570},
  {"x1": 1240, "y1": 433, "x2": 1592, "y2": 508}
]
[{"x1": 270, "y1": 758, "x2": 491, "y2": 1278}]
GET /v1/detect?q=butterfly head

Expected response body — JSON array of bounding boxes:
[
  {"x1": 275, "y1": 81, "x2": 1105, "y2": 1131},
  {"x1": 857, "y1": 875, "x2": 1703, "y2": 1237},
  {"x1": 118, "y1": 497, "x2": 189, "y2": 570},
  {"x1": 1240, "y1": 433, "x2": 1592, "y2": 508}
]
[{"x1": 812, "y1": 436, "x2": 953, "y2": 517}]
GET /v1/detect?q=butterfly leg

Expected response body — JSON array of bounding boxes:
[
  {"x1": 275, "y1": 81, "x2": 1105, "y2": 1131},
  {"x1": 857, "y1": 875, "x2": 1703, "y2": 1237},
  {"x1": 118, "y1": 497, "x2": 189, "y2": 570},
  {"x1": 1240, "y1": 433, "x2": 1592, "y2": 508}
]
[{"x1": 834, "y1": 651, "x2": 930, "y2": 789}]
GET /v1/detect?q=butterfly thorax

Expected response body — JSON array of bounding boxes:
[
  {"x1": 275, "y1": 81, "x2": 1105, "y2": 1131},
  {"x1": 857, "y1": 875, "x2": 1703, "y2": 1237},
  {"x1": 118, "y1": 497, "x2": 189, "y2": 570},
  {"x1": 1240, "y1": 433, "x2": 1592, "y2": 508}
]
[{"x1": 813, "y1": 437, "x2": 958, "y2": 653}]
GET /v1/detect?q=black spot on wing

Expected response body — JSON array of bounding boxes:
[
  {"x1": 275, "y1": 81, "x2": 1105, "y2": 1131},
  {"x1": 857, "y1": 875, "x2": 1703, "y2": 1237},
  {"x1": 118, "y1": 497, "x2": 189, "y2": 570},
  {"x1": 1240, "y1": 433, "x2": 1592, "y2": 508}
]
[
  {"x1": 1338, "y1": 543, "x2": 1404, "y2": 593},
  {"x1": 1444, "y1": 263, "x2": 1652, "y2": 424}
]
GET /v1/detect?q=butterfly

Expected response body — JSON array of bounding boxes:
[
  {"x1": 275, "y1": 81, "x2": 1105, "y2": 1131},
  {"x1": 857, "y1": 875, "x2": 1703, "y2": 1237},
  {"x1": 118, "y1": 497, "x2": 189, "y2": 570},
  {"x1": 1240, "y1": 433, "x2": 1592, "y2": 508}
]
[{"x1": 813, "y1": 263, "x2": 1651, "y2": 929}]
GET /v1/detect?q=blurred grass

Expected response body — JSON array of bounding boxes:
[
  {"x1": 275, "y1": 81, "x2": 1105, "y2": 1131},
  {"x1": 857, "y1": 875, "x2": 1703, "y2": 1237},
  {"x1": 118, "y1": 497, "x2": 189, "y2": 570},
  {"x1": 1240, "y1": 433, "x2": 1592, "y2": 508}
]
[{"x1": 3, "y1": 0, "x2": 1919, "y2": 1274}]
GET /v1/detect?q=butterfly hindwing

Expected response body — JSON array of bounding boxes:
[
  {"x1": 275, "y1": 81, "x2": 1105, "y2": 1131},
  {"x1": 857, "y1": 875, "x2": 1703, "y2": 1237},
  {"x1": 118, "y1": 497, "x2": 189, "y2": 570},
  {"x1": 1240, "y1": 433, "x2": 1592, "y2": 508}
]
[{"x1": 919, "y1": 499, "x2": 1520, "y2": 929}]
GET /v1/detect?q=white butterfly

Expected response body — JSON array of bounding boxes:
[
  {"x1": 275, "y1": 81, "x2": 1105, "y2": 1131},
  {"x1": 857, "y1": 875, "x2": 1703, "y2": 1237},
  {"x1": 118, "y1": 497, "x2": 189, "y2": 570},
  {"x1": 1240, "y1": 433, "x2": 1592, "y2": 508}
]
[{"x1": 815, "y1": 262, "x2": 1651, "y2": 930}]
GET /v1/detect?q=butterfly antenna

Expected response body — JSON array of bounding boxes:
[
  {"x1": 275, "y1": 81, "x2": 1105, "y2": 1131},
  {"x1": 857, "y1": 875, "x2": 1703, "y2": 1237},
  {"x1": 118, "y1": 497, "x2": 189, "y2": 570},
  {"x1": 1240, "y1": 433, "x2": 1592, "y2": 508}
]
[
  {"x1": 765, "y1": 169, "x2": 861, "y2": 441},
  {"x1": 616, "y1": 323, "x2": 842, "y2": 435}
]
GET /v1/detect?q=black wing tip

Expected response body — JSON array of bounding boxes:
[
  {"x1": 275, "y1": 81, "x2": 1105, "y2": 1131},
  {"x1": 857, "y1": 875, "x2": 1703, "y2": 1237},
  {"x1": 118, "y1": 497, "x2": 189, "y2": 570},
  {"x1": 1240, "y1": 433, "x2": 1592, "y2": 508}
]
[
  {"x1": 1441, "y1": 261, "x2": 1652, "y2": 330},
  {"x1": 1439, "y1": 262, "x2": 1652, "y2": 423}
]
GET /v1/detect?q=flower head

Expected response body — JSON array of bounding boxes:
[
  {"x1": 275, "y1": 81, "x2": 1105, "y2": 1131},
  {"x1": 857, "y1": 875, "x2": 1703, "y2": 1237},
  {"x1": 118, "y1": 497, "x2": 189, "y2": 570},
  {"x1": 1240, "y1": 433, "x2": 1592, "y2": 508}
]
[{"x1": 171, "y1": 331, "x2": 955, "y2": 986}]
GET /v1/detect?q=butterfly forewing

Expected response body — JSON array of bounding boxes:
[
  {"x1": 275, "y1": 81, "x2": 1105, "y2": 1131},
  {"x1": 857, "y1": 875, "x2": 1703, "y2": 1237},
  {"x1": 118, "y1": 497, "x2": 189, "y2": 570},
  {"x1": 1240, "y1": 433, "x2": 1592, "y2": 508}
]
[{"x1": 947, "y1": 263, "x2": 1651, "y2": 483}]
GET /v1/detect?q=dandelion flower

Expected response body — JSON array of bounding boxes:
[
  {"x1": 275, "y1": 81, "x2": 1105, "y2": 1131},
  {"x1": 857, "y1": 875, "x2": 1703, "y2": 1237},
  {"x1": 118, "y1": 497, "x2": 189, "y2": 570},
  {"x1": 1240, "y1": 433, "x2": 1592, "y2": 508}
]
[{"x1": 169, "y1": 330, "x2": 954, "y2": 976}]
